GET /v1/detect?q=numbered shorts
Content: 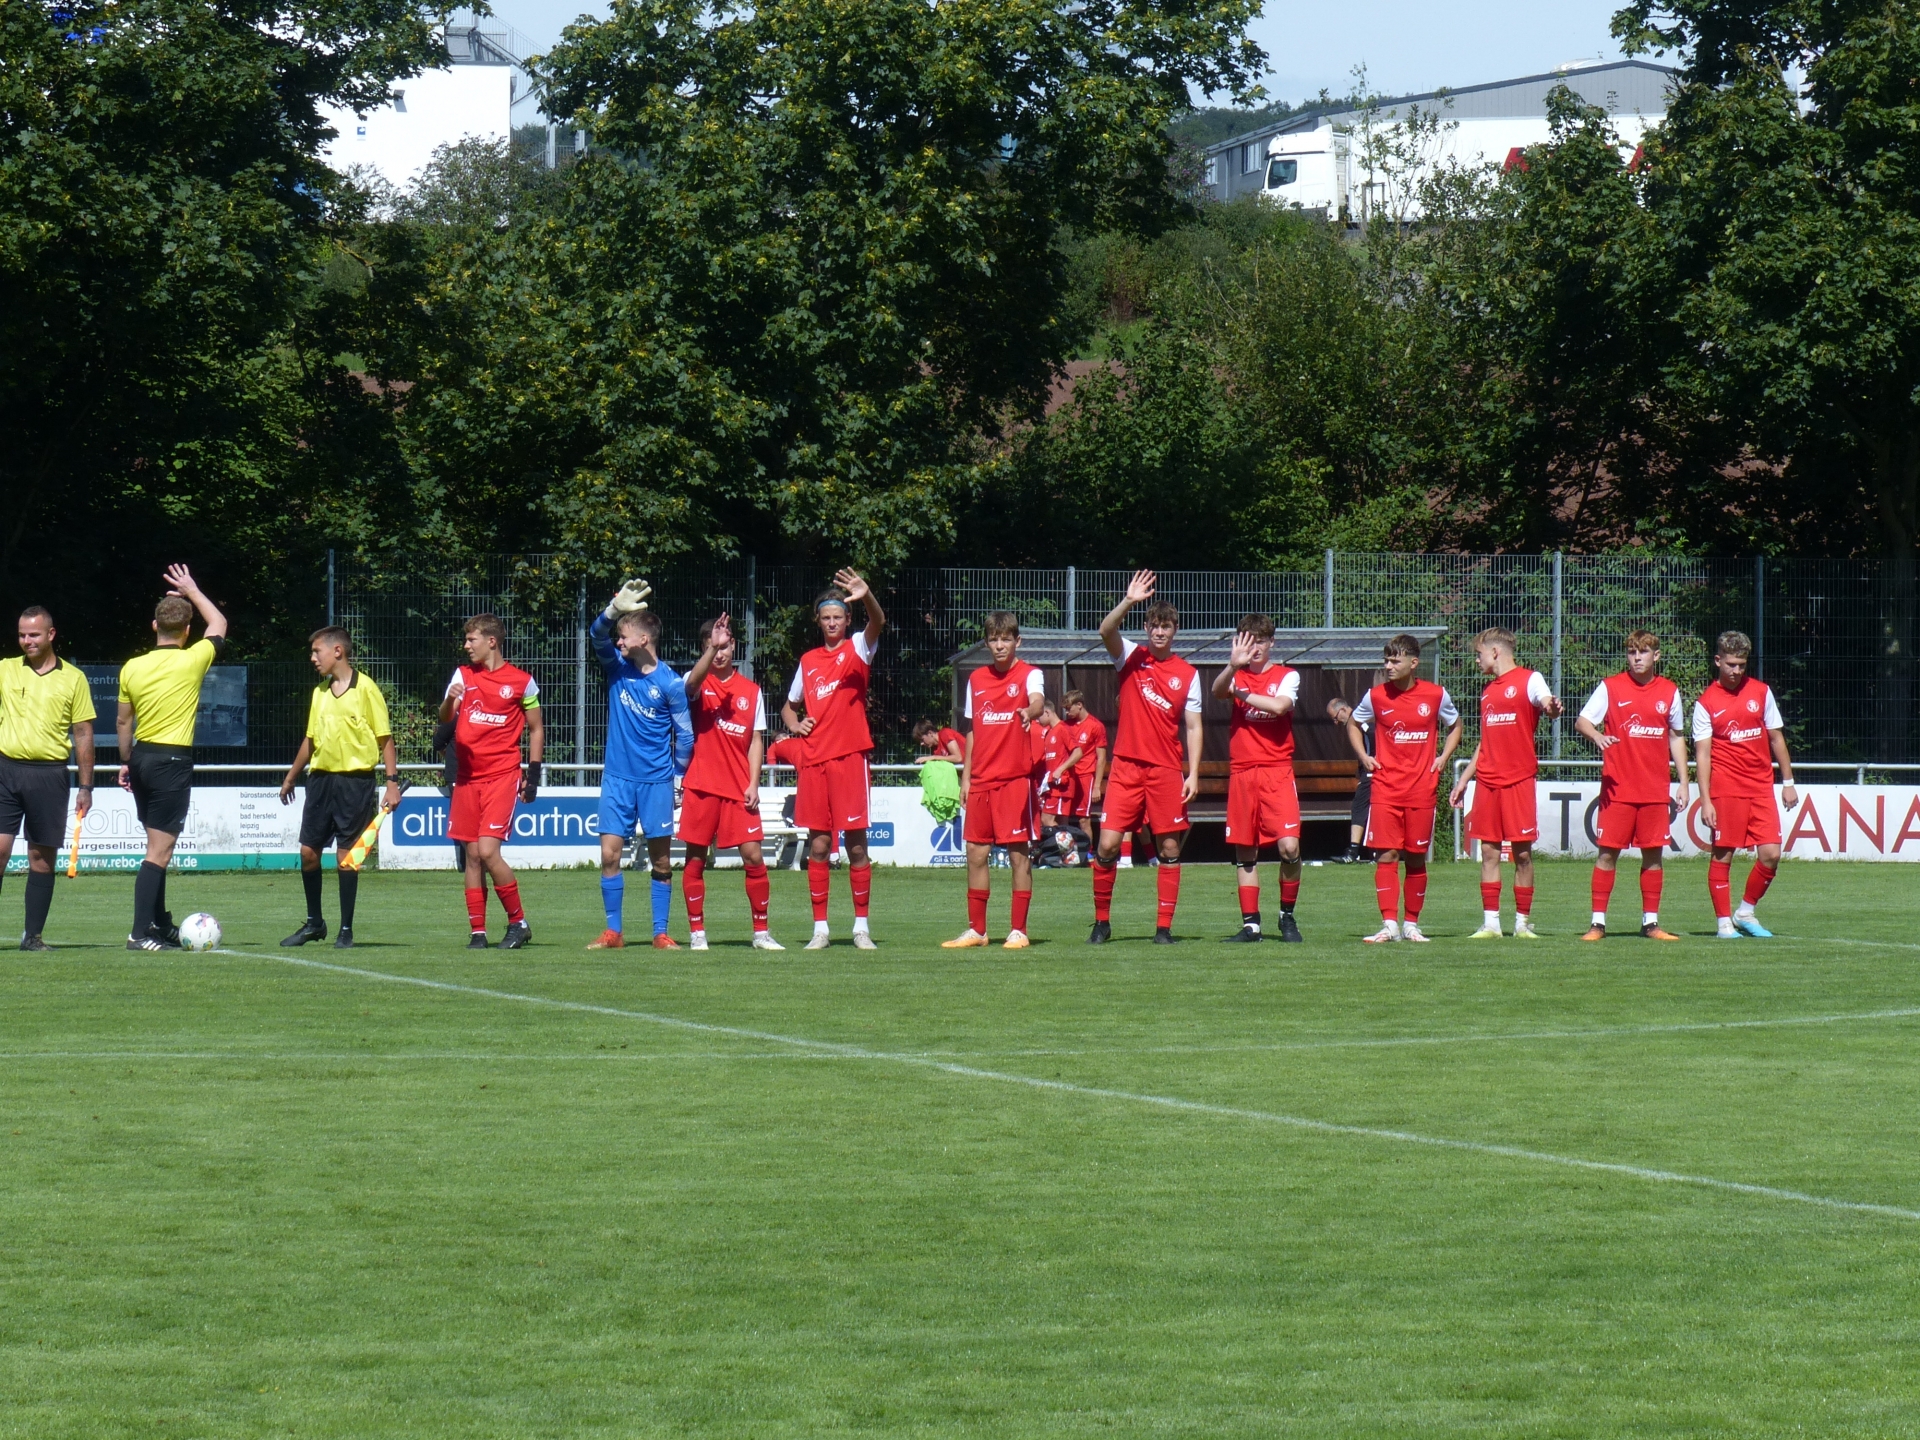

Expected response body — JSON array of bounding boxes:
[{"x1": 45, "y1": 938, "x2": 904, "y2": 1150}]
[
  {"x1": 449, "y1": 772, "x2": 520, "y2": 843},
  {"x1": 964, "y1": 778, "x2": 1036, "y2": 846},
  {"x1": 1710, "y1": 792, "x2": 1781, "y2": 849},
  {"x1": 0, "y1": 754, "x2": 71, "y2": 846},
  {"x1": 678, "y1": 787, "x2": 764, "y2": 849},
  {"x1": 1468, "y1": 780, "x2": 1539, "y2": 844},
  {"x1": 1596, "y1": 798, "x2": 1671, "y2": 851},
  {"x1": 128, "y1": 742, "x2": 195, "y2": 837},
  {"x1": 795, "y1": 752, "x2": 870, "y2": 832},
  {"x1": 1099, "y1": 756, "x2": 1190, "y2": 835},
  {"x1": 300, "y1": 770, "x2": 377, "y2": 850},
  {"x1": 1224, "y1": 765, "x2": 1301, "y2": 847},
  {"x1": 599, "y1": 774, "x2": 677, "y2": 840},
  {"x1": 1365, "y1": 802, "x2": 1437, "y2": 855}
]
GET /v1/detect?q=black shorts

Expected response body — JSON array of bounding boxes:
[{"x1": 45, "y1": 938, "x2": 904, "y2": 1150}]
[
  {"x1": 301, "y1": 770, "x2": 378, "y2": 850},
  {"x1": 1350, "y1": 772, "x2": 1372, "y2": 828},
  {"x1": 129, "y1": 743, "x2": 194, "y2": 836},
  {"x1": 0, "y1": 754, "x2": 71, "y2": 846}
]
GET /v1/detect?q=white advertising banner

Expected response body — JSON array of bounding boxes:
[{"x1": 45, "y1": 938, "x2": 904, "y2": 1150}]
[
  {"x1": 1471, "y1": 782, "x2": 1920, "y2": 861},
  {"x1": 4, "y1": 786, "x2": 313, "y2": 873}
]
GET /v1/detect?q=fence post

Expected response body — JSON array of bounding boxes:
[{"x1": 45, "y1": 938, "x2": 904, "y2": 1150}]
[
  {"x1": 1324, "y1": 549, "x2": 1335, "y2": 627},
  {"x1": 326, "y1": 549, "x2": 335, "y2": 627},
  {"x1": 744, "y1": 556, "x2": 757, "y2": 679},
  {"x1": 1551, "y1": 551, "x2": 1564, "y2": 760},
  {"x1": 1754, "y1": 555, "x2": 1765, "y2": 680},
  {"x1": 575, "y1": 579, "x2": 588, "y2": 784},
  {"x1": 1065, "y1": 566, "x2": 1076, "y2": 631}
]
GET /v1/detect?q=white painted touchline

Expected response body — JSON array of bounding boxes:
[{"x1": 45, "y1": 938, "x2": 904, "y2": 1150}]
[{"x1": 219, "y1": 948, "x2": 1920, "y2": 1223}]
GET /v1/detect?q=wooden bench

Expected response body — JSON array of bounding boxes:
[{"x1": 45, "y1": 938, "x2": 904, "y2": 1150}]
[{"x1": 1192, "y1": 759, "x2": 1359, "y2": 821}]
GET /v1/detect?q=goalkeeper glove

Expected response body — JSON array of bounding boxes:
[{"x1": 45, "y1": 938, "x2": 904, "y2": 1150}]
[
  {"x1": 606, "y1": 578, "x2": 652, "y2": 618},
  {"x1": 520, "y1": 760, "x2": 542, "y2": 804}
]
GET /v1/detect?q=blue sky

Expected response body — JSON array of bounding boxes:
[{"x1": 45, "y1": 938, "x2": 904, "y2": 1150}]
[{"x1": 477, "y1": 0, "x2": 1638, "y2": 105}]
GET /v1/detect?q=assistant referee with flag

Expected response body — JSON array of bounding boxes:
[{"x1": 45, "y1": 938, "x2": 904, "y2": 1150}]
[{"x1": 0, "y1": 606, "x2": 96, "y2": 949}]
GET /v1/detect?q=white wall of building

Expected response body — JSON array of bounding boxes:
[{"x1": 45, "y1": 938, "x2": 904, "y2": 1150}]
[{"x1": 321, "y1": 65, "x2": 513, "y2": 190}]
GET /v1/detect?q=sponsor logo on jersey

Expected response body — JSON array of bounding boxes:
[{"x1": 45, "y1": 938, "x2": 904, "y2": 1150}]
[
  {"x1": 1726, "y1": 724, "x2": 1765, "y2": 743},
  {"x1": 465, "y1": 708, "x2": 509, "y2": 727},
  {"x1": 813, "y1": 680, "x2": 840, "y2": 701},
  {"x1": 1137, "y1": 680, "x2": 1173, "y2": 713},
  {"x1": 1484, "y1": 709, "x2": 1521, "y2": 727},
  {"x1": 1626, "y1": 721, "x2": 1669, "y2": 739},
  {"x1": 617, "y1": 689, "x2": 661, "y2": 720},
  {"x1": 980, "y1": 707, "x2": 1019, "y2": 725},
  {"x1": 716, "y1": 717, "x2": 748, "y2": 738},
  {"x1": 1389, "y1": 727, "x2": 1434, "y2": 744}
]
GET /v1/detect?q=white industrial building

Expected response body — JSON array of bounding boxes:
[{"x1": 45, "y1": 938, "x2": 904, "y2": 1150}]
[{"x1": 1201, "y1": 59, "x2": 1678, "y2": 222}]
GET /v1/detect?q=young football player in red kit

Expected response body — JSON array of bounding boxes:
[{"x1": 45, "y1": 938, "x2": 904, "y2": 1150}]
[
  {"x1": 943, "y1": 611, "x2": 1047, "y2": 949},
  {"x1": 1037, "y1": 699, "x2": 1085, "y2": 834},
  {"x1": 1348, "y1": 634, "x2": 1461, "y2": 943},
  {"x1": 913, "y1": 718, "x2": 966, "y2": 765},
  {"x1": 439, "y1": 613, "x2": 544, "y2": 948},
  {"x1": 1061, "y1": 690, "x2": 1107, "y2": 833},
  {"x1": 1574, "y1": 629, "x2": 1689, "y2": 941},
  {"x1": 1212, "y1": 614, "x2": 1304, "y2": 942},
  {"x1": 1447, "y1": 627, "x2": 1562, "y2": 938},
  {"x1": 1089, "y1": 570, "x2": 1203, "y2": 944},
  {"x1": 680, "y1": 613, "x2": 782, "y2": 951},
  {"x1": 779, "y1": 568, "x2": 887, "y2": 949},
  {"x1": 1694, "y1": 629, "x2": 1799, "y2": 939}
]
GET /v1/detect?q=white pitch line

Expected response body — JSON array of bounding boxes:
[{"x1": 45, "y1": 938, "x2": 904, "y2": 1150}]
[
  {"x1": 0, "y1": 1049, "x2": 851, "y2": 1063},
  {"x1": 216, "y1": 947, "x2": 1920, "y2": 1223}
]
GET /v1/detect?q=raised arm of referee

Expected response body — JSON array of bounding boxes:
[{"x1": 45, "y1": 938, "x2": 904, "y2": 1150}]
[
  {"x1": 0, "y1": 607, "x2": 96, "y2": 949},
  {"x1": 116, "y1": 565, "x2": 227, "y2": 951}
]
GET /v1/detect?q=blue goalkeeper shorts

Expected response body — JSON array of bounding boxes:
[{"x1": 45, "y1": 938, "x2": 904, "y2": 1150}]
[{"x1": 598, "y1": 774, "x2": 676, "y2": 840}]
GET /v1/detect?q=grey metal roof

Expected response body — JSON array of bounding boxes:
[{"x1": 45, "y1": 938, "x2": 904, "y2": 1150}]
[{"x1": 952, "y1": 627, "x2": 1448, "y2": 670}]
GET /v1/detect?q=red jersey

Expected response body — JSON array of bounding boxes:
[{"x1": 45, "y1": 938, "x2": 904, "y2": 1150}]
[
  {"x1": 1112, "y1": 640, "x2": 1201, "y2": 771},
  {"x1": 1353, "y1": 679, "x2": 1458, "y2": 806},
  {"x1": 686, "y1": 669, "x2": 765, "y2": 800},
  {"x1": 1227, "y1": 664, "x2": 1300, "y2": 770},
  {"x1": 1069, "y1": 716, "x2": 1107, "y2": 781},
  {"x1": 964, "y1": 660, "x2": 1044, "y2": 784},
  {"x1": 1580, "y1": 673, "x2": 1682, "y2": 804},
  {"x1": 1693, "y1": 678, "x2": 1782, "y2": 800},
  {"x1": 935, "y1": 726, "x2": 966, "y2": 761},
  {"x1": 786, "y1": 633, "x2": 876, "y2": 763},
  {"x1": 766, "y1": 736, "x2": 806, "y2": 768},
  {"x1": 448, "y1": 663, "x2": 539, "y2": 782},
  {"x1": 1475, "y1": 666, "x2": 1553, "y2": 787}
]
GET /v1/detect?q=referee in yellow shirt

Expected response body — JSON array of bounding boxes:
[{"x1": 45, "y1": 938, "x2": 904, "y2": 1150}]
[
  {"x1": 0, "y1": 606, "x2": 96, "y2": 949},
  {"x1": 278, "y1": 627, "x2": 400, "y2": 949},
  {"x1": 117, "y1": 565, "x2": 227, "y2": 951}
]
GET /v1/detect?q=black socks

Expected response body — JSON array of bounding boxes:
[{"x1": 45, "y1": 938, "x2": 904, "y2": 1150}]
[
  {"x1": 133, "y1": 861, "x2": 165, "y2": 935},
  {"x1": 303, "y1": 867, "x2": 324, "y2": 921},
  {"x1": 23, "y1": 870, "x2": 54, "y2": 938},
  {"x1": 338, "y1": 868, "x2": 359, "y2": 929}
]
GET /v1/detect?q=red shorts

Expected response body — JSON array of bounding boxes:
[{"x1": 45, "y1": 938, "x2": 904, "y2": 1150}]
[
  {"x1": 677, "y1": 787, "x2": 765, "y2": 849},
  {"x1": 1224, "y1": 766, "x2": 1301, "y2": 847},
  {"x1": 1596, "y1": 799, "x2": 1671, "y2": 851},
  {"x1": 1710, "y1": 791, "x2": 1781, "y2": 849},
  {"x1": 1099, "y1": 756, "x2": 1190, "y2": 835},
  {"x1": 794, "y1": 752, "x2": 870, "y2": 832},
  {"x1": 1039, "y1": 772, "x2": 1083, "y2": 817},
  {"x1": 1468, "y1": 781, "x2": 1538, "y2": 843},
  {"x1": 448, "y1": 771, "x2": 519, "y2": 842},
  {"x1": 964, "y1": 778, "x2": 1036, "y2": 846},
  {"x1": 1366, "y1": 802, "x2": 1437, "y2": 854}
]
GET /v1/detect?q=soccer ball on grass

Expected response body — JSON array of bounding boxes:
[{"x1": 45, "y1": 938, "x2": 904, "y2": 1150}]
[{"x1": 178, "y1": 913, "x2": 222, "y2": 953}]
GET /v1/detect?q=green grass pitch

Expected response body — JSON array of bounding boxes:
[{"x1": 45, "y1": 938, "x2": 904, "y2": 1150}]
[{"x1": 5, "y1": 857, "x2": 1920, "y2": 1436}]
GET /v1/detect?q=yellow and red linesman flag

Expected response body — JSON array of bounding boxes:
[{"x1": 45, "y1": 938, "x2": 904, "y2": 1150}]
[
  {"x1": 66, "y1": 813, "x2": 83, "y2": 879},
  {"x1": 341, "y1": 780, "x2": 410, "y2": 872}
]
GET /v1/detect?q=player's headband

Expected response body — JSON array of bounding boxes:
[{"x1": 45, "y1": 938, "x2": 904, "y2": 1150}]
[{"x1": 816, "y1": 598, "x2": 849, "y2": 612}]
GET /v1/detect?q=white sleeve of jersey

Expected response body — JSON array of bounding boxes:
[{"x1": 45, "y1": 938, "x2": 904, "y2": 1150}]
[
  {"x1": 1764, "y1": 689, "x2": 1784, "y2": 729},
  {"x1": 752, "y1": 693, "x2": 767, "y2": 732},
  {"x1": 1279, "y1": 671, "x2": 1302, "y2": 703},
  {"x1": 1669, "y1": 692, "x2": 1686, "y2": 731},
  {"x1": 1578, "y1": 682, "x2": 1610, "y2": 727},
  {"x1": 1185, "y1": 677, "x2": 1202, "y2": 714},
  {"x1": 787, "y1": 668, "x2": 804, "y2": 705},
  {"x1": 962, "y1": 684, "x2": 973, "y2": 720},
  {"x1": 853, "y1": 631, "x2": 878, "y2": 664},
  {"x1": 523, "y1": 675, "x2": 540, "y2": 698},
  {"x1": 1526, "y1": 670, "x2": 1554, "y2": 707},
  {"x1": 1691, "y1": 701, "x2": 1712, "y2": 741},
  {"x1": 1438, "y1": 688, "x2": 1460, "y2": 725},
  {"x1": 1352, "y1": 690, "x2": 1375, "y2": 725},
  {"x1": 446, "y1": 668, "x2": 464, "y2": 698},
  {"x1": 1025, "y1": 668, "x2": 1046, "y2": 698},
  {"x1": 1113, "y1": 638, "x2": 1137, "y2": 669}
]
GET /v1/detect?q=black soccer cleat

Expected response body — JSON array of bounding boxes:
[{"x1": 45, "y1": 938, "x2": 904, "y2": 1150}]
[
  {"x1": 500, "y1": 921, "x2": 532, "y2": 950},
  {"x1": 142, "y1": 923, "x2": 182, "y2": 950},
  {"x1": 1153, "y1": 927, "x2": 1176, "y2": 945},
  {"x1": 282, "y1": 918, "x2": 327, "y2": 947},
  {"x1": 333, "y1": 926, "x2": 355, "y2": 950},
  {"x1": 1087, "y1": 920, "x2": 1111, "y2": 945},
  {"x1": 127, "y1": 933, "x2": 171, "y2": 952},
  {"x1": 1224, "y1": 923, "x2": 1262, "y2": 943},
  {"x1": 19, "y1": 934, "x2": 50, "y2": 952},
  {"x1": 1278, "y1": 913, "x2": 1304, "y2": 943},
  {"x1": 467, "y1": 931, "x2": 491, "y2": 950}
]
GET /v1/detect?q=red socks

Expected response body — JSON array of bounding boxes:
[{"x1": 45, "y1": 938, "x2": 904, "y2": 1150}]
[
  {"x1": 849, "y1": 862, "x2": 872, "y2": 918},
  {"x1": 1279, "y1": 878, "x2": 1300, "y2": 912},
  {"x1": 1480, "y1": 881, "x2": 1500, "y2": 912},
  {"x1": 1156, "y1": 863, "x2": 1181, "y2": 929},
  {"x1": 1639, "y1": 866, "x2": 1662, "y2": 915},
  {"x1": 1092, "y1": 860, "x2": 1116, "y2": 922},
  {"x1": 744, "y1": 863, "x2": 771, "y2": 931},
  {"x1": 808, "y1": 859, "x2": 830, "y2": 921},
  {"x1": 1374, "y1": 862, "x2": 1398, "y2": 921},
  {"x1": 967, "y1": 887, "x2": 989, "y2": 935},
  {"x1": 1403, "y1": 866, "x2": 1428, "y2": 921},
  {"x1": 1743, "y1": 863, "x2": 1777, "y2": 906},
  {"x1": 1514, "y1": 885, "x2": 1533, "y2": 920},
  {"x1": 495, "y1": 882, "x2": 525, "y2": 924},
  {"x1": 683, "y1": 856, "x2": 706, "y2": 929},
  {"x1": 465, "y1": 887, "x2": 487, "y2": 932},
  {"x1": 1708, "y1": 859, "x2": 1732, "y2": 918},
  {"x1": 1238, "y1": 882, "x2": 1261, "y2": 920},
  {"x1": 1592, "y1": 866, "x2": 1616, "y2": 914},
  {"x1": 1011, "y1": 888, "x2": 1032, "y2": 935}
]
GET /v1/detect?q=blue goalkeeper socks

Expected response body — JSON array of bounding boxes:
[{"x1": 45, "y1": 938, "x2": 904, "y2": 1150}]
[
  {"x1": 600, "y1": 874, "x2": 623, "y2": 933},
  {"x1": 650, "y1": 875, "x2": 671, "y2": 936}
]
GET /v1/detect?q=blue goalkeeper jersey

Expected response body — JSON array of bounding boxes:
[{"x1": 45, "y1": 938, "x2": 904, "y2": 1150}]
[{"x1": 591, "y1": 614, "x2": 693, "y2": 783}]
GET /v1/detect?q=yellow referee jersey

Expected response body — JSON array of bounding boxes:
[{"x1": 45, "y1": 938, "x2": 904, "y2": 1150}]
[
  {"x1": 118, "y1": 638, "x2": 220, "y2": 747},
  {"x1": 0, "y1": 656, "x2": 97, "y2": 761},
  {"x1": 305, "y1": 670, "x2": 392, "y2": 772}
]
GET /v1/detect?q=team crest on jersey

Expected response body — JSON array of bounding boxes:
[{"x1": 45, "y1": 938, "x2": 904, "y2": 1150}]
[
  {"x1": 1656, "y1": 700, "x2": 1668, "y2": 714},
  {"x1": 1006, "y1": 683, "x2": 1018, "y2": 697},
  {"x1": 498, "y1": 684, "x2": 512, "y2": 698},
  {"x1": 1168, "y1": 676, "x2": 1184, "y2": 692},
  {"x1": 1504, "y1": 685, "x2": 1516, "y2": 698},
  {"x1": 1746, "y1": 699, "x2": 1760, "y2": 714},
  {"x1": 1417, "y1": 702, "x2": 1432, "y2": 717},
  {"x1": 735, "y1": 695, "x2": 750, "y2": 711}
]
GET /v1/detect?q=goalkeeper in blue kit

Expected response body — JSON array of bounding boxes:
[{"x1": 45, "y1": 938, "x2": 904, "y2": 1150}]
[{"x1": 588, "y1": 580, "x2": 694, "y2": 949}]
